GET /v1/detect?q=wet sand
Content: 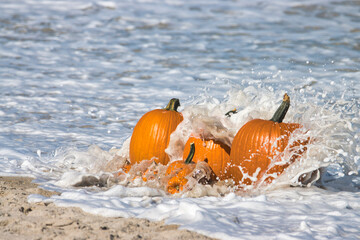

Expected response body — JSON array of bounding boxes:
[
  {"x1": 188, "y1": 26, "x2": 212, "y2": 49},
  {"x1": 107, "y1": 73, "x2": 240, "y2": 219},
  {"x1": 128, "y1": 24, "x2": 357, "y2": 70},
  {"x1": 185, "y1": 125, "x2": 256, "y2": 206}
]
[{"x1": 0, "y1": 176, "x2": 216, "y2": 240}]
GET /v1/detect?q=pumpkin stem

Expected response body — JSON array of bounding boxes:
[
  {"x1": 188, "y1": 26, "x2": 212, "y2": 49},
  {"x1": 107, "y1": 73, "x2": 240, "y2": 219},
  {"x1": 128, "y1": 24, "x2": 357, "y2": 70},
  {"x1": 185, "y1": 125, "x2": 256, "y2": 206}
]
[
  {"x1": 165, "y1": 98, "x2": 180, "y2": 112},
  {"x1": 184, "y1": 143, "x2": 195, "y2": 164},
  {"x1": 225, "y1": 108, "x2": 237, "y2": 117},
  {"x1": 270, "y1": 93, "x2": 290, "y2": 123}
]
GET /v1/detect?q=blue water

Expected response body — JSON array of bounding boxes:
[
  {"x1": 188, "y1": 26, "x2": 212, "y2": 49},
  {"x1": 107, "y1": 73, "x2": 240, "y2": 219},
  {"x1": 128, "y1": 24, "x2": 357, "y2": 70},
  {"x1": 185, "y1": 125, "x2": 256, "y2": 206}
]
[{"x1": 1, "y1": 0, "x2": 359, "y2": 156}]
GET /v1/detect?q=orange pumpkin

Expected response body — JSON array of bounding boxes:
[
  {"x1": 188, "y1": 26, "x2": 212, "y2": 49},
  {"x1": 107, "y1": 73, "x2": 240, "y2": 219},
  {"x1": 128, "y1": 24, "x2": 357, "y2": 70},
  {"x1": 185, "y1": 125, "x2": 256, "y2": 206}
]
[
  {"x1": 182, "y1": 136, "x2": 230, "y2": 180},
  {"x1": 130, "y1": 98, "x2": 183, "y2": 165},
  {"x1": 227, "y1": 93, "x2": 307, "y2": 186},
  {"x1": 166, "y1": 143, "x2": 196, "y2": 194}
]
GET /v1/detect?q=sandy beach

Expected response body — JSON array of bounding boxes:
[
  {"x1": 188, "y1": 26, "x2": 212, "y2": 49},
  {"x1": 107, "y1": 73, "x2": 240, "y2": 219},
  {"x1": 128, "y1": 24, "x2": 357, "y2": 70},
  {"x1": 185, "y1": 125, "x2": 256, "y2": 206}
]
[{"x1": 0, "y1": 176, "x2": 216, "y2": 240}]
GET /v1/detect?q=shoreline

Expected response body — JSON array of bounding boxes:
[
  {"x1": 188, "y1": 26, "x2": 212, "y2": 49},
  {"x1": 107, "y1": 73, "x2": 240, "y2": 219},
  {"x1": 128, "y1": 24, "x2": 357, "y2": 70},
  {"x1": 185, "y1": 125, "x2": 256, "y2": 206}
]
[{"x1": 0, "y1": 176, "x2": 216, "y2": 240}]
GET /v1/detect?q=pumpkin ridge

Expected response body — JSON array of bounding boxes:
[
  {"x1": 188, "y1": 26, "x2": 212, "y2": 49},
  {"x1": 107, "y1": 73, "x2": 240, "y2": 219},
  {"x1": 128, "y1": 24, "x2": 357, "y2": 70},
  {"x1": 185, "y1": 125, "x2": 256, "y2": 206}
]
[
  {"x1": 267, "y1": 122, "x2": 278, "y2": 157},
  {"x1": 244, "y1": 122, "x2": 255, "y2": 157},
  {"x1": 267, "y1": 122, "x2": 274, "y2": 155},
  {"x1": 270, "y1": 124, "x2": 279, "y2": 157},
  {"x1": 150, "y1": 112, "x2": 164, "y2": 161},
  {"x1": 215, "y1": 139, "x2": 230, "y2": 174},
  {"x1": 161, "y1": 113, "x2": 171, "y2": 162},
  {"x1": 257, "y1": 120, "x2": 269, "y2": 156},
  {"x1": 255, "y1": 121, "x2": 271, "y2": 179},
  {"x1": 249, "y1": 120, "x2": 263, "y2": 162},
  {"x1": 249, "y1": 123, "x2": 259, "y2": 162},
  {"x1": 240, "y1": 122, "x2": 252, "y2": 158}
]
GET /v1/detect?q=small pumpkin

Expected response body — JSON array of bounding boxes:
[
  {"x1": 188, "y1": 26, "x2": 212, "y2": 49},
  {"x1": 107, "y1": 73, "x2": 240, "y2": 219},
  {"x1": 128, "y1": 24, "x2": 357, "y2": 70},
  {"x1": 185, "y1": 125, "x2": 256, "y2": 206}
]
[
  {"x1": 182, "y1": 136, "x2": 230, "y2": 180},
  {"x1": 181, "y1": 108, "x2": 237, "y2": 180},
  {"x1": 166, "y1": 143, "x2": 196, "y2": 194},
  {"x1": 227, "y1": 93, "x2": 307, "y2": 186},
  {"x1": 130, "y1": 98, "x2": 184, "y2": 165}
]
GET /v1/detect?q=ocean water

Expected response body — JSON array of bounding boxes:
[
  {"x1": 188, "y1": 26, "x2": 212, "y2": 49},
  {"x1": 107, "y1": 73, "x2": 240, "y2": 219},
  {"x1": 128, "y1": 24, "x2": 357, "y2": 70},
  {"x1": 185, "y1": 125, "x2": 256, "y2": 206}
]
[{"x1": 1, "y1": 0, "x2": 360, "y2": 239}]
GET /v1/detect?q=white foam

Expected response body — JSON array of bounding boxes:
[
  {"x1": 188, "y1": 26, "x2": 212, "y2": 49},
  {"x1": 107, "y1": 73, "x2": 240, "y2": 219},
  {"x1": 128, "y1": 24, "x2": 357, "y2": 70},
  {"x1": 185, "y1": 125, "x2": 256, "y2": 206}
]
[{"x1": 1, "y1": 0, "x2": 360, "y2": 239}]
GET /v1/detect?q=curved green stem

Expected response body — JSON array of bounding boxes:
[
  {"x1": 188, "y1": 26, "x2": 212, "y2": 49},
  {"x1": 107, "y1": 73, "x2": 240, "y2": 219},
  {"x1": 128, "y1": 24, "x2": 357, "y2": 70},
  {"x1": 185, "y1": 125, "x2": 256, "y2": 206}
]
[
  {"x1": 270, "y1": 93, "x2": 290, "y2": 123},
  {"x1": 225, "y1": 108, "x2": 237, "y2": 117},
  {"x1": 185, "y1": 143, "x2": 195, "y2": 164},
  {"x1": 165, "y1": 98, "x2": 180, "y2": 112}
]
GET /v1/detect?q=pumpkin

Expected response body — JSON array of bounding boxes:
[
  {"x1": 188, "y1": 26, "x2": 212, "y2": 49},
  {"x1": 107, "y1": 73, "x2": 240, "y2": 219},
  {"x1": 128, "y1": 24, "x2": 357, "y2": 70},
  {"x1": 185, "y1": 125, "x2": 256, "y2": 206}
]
[
  {"x1": 129, "y1": 98, "x2": 183, "y2": 165},
  {"x1": 181, "y1": 108, "x2": 237, "y2": 180},
  {"x1": 182, "y1": 136, "x2": 230, "y2": 180},
  {"x1": 166, "y1": 143, "x2": 196, "y2": 194},
  {"x1": 227, "y1": 93, "x2": 307, "y2": 186}
]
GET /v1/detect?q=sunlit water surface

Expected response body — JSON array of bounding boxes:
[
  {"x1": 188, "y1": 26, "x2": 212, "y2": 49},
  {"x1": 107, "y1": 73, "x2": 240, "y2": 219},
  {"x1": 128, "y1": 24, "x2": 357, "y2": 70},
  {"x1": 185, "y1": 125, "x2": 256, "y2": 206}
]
[{"x1": 1, "y1": 0, "x2": 360, "y2": 239}]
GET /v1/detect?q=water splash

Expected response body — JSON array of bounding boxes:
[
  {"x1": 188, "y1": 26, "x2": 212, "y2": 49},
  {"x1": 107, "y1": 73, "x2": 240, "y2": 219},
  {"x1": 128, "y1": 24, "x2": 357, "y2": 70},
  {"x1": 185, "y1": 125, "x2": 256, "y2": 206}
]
[
  {"x1": 165, "y1": 87, "x2": 360, "y2": 194},
  {"x1": 32, "y1": 86, "x2": 360, "y2": 196}
]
